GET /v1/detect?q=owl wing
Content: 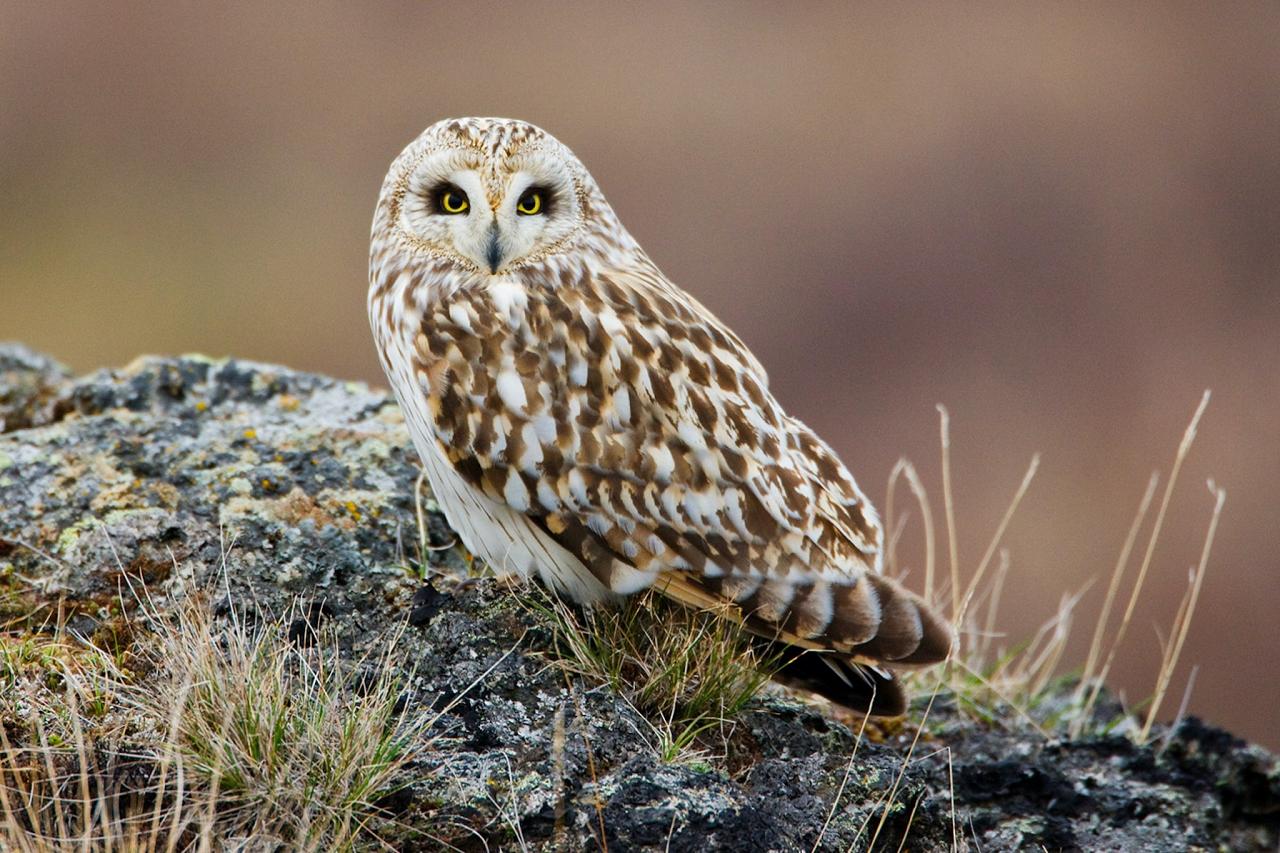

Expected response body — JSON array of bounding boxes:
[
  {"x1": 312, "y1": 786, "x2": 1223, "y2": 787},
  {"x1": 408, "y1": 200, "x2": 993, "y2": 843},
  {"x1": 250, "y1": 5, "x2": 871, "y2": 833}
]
[{"x1": 415, "y1": 262, "x2": 951, "y2": 669}]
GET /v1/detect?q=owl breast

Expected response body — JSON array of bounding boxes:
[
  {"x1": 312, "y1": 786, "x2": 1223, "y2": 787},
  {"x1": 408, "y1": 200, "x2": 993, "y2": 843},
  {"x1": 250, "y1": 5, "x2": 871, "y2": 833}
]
[{"x1": 372, "y1": 268, "x2": 616, "y2": 602}]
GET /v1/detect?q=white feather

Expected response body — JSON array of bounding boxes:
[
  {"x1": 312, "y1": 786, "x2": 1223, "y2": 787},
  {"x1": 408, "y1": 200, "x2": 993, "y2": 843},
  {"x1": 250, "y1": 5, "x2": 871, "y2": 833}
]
[
  {"x1": 496, "y1": 369, "x2": 527, "y2": 414},
  {"x1": 448, "y1": 303, "x2": 474, "y2": 333}
]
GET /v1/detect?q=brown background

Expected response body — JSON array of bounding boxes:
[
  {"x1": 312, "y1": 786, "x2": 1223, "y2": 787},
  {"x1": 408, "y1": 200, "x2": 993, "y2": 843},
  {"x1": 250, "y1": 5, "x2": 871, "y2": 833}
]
[{"x1": 2, "y1": 3, "x2": 1277, "y2": 747}]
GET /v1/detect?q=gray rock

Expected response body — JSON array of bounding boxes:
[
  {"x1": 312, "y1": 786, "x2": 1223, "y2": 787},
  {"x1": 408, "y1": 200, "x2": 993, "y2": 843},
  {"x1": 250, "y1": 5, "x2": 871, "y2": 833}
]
[
  {"x1": 0, "y1": 343, "x2": 70, "y2": 433},
  {"x1": 1, "y1": 345, "x2": 1276, "y2": 851}
]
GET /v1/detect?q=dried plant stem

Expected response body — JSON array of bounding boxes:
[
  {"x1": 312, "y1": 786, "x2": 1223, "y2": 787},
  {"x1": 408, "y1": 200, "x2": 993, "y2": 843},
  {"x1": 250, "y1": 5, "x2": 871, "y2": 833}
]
[
  {"x1": 65, "y1": 686, "x2": 92, "y2": 851},
  {"x1": 1160, "y1": 665, "x2": 1200, "y2": 756},
  {"x1": 1020, "y1": 589, "x2": 1084, "y2": 698},
  {"x1": 957, "y1": 454, "x2": 1040, "y2": 626},
  {"x1": 1083, "y1": 391, "x2": 1210, "y2": 722},
  {"x1": 1139, "y1": 484, "x2": 1225, "y2": 743},
  {"x1": 1071, "y1": 471, "x2": 1159, "y2": 736},
  {"x1": 860, "y1": 678, "x2": 943, "y2": 850},
  {"x1": 811, "y1": 697, "x2": 874, "y2": 853},
  {"x1": 977, "y1": 550, "x2": 1010, "y2": 666},
  {"x1": 894, "y1": 794, "x2": 923, "y2": 853},
  {"x1": 936, "y1": 406, "x2": 961, "y2": 623},
  {"x1": 885, "y1": 458, "x2": 937, "y2": 603},
  {"x1": 0, "y1": 729, "x2": 23, "y2": 849}
]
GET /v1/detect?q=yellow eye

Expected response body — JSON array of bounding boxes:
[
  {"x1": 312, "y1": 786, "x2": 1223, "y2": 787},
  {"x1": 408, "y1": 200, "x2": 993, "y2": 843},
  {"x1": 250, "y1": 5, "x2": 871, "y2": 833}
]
[
  {"x1": 437, "y1": 188, "x2": 469, "y2": 215},
  {"x1": 516, "y1": 189, "x2": 544, "y2": 216}
]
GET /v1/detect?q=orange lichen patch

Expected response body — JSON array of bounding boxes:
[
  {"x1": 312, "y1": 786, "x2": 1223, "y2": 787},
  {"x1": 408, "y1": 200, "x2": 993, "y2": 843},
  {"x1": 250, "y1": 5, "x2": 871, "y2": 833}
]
[
  {"x1": 242, "y1": 428, "x2": 258, "y2": 440},
  {"x1": 277, "y1": 394, "x2": 301, "y2": 412},
  {"x1": 90, "y1": 479, "x2": 150, "y2": 514},
  {"x1": 86, "y1": 477, "x2": 181, "y2": 515},
  {"x1": 55, "y1": 458, "x2": 101, "y2": 496},
  {"x1": 344, "y1": 501, "x2": 362, "y2": 522},
  {"x1": 223, "y1": 488, "x2": 349, "y2": 530},
  {"x1": 195, "y1": 400, "x2": 209, "y2": 412},
  {"x1": 281, "y1": 490, "x2": 338, "y2": 526}
]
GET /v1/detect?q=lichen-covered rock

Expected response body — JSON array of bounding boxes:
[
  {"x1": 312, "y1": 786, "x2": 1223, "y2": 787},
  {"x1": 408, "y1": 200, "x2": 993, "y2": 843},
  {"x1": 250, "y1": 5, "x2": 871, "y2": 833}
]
[
  {"x1": 0, "y1": 343, "x2": 70, "y2": 433},
  {"x1": 1, "y1": 345, "x2": 1277, "y2": 851}
]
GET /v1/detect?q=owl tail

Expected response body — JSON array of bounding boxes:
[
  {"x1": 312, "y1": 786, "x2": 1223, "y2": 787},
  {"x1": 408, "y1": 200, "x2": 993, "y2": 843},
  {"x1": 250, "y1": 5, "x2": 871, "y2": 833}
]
[
  {"x1": 657, "y1": 570, "x2": 954, "y2": 716},
  {"x1": 753, "y1": 572, "x2": 953, "y2": 716}
]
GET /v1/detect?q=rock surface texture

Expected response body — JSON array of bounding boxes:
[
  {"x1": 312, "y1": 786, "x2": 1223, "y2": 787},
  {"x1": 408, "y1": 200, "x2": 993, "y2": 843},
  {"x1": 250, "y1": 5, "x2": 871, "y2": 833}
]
[{"x1": 1, "y1": 345, "x2": 1277, "y2": 851}]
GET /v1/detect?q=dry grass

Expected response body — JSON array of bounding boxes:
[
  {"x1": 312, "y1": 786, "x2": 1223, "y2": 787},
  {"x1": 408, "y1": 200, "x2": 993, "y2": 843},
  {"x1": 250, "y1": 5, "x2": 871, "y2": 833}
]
[
  {"x1": 134, "y1": 596, "x2": 422, "y2": 848},
  {"x1": 526, "y1": 585, "x2": 780, "y2": 764},
  {"x1": 0, "y1": 589, "x2": 428, "y2": 851},
  {"x1": 893, "y1": 392, "x2": 1225, "y2": 744}
]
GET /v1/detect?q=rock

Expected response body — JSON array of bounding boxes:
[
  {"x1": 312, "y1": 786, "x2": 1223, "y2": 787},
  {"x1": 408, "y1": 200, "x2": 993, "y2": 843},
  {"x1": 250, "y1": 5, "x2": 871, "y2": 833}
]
[
  {"x1": 0, "y1": 343, "x2": 70, "y2": 433},
  {"x1": 1, "y1": 346, "x2": 1277, "y2": 851}
]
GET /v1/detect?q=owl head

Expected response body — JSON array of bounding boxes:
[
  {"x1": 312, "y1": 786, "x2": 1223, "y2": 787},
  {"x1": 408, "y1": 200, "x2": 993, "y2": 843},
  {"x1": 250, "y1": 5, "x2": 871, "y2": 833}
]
[{"x1": 373, "y1": 117, "x2": 631, "y2": 276}]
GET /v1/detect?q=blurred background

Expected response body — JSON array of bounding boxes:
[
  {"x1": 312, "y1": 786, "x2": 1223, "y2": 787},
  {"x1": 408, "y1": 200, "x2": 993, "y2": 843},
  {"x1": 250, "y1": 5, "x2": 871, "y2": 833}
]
[{"x1": 2, "y1": 3, "x2": 1277, "y2": 747}]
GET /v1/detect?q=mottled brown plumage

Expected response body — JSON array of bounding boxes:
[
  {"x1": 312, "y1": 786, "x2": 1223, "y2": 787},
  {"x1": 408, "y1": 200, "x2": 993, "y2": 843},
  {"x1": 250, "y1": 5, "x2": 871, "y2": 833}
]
[{"x1": 369, "y1": 117, "x2": 954, "y2": 715}]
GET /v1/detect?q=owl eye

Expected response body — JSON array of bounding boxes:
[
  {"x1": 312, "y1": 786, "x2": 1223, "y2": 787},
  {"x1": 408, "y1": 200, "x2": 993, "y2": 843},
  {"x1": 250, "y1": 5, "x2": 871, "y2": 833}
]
[
  {"x1": 434, "y1": 186, "x2": 470, "y2": 215},
  {"x1": 516, "y1": 188, "x2": 545, "y2": 216}
]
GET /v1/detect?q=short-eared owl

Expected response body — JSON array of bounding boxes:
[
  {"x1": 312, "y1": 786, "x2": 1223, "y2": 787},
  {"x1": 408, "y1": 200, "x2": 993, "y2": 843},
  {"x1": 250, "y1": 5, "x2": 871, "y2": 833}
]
[{"x1": 368, "y1": 117, "x2": 952, "y2": 714}]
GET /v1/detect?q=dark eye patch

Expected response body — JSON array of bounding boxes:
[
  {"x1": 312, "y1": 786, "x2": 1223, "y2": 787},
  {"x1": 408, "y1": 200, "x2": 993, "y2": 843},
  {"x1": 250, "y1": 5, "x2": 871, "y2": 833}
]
[
  {"x1": 430, "y1": 183, "x2": 470, "y2": 215},
  {"x1": 517, "y1": 185, "x2": 555, "y2": 216}
]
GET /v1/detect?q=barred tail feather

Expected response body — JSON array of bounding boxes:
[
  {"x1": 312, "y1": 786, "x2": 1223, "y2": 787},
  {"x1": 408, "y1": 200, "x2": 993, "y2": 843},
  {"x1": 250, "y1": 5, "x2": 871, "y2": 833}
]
[
  {"x1": 659, "y1": 570, "x2": 954, "y2": 716},
  {"x1": 741, "y1": 572, "x2": 955, "y2": 667}
]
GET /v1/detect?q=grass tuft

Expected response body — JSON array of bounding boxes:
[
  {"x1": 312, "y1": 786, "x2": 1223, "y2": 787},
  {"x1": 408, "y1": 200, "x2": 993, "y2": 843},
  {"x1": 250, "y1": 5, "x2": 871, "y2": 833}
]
[
  {"x1": 132, "y1": 595, "x2": 420, "y2": 849},
  {"x1": 0, "y1": 590, "x2": 427, "y2": 851},
  {"x1": 526, "y1": 586, "x2": 779, "y2": 763}
]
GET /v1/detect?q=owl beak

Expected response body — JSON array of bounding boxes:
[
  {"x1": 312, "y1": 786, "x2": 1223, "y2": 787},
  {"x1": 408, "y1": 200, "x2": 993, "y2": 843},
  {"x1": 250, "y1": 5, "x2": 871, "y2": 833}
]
[{"x1": 484, "y1": 222, "x2": 502, "y2": 274}]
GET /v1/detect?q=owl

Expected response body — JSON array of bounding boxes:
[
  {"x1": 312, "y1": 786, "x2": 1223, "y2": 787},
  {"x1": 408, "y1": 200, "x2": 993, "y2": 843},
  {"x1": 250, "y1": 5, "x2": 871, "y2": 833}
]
[{"x1": 368, "y1": 117, "x2": 953, "y2": 715}]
